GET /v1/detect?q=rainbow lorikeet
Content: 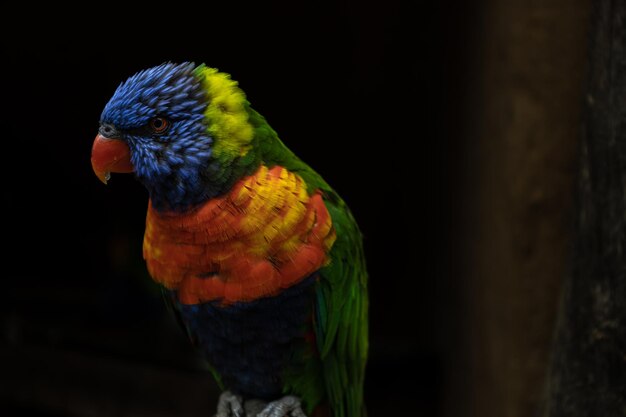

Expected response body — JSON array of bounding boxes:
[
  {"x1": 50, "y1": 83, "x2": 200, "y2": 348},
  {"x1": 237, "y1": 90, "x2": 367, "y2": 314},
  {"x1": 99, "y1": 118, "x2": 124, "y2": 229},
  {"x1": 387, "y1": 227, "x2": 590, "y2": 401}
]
[{"x1": 90, "y1": 63, "x2": 368, "y2": 417}]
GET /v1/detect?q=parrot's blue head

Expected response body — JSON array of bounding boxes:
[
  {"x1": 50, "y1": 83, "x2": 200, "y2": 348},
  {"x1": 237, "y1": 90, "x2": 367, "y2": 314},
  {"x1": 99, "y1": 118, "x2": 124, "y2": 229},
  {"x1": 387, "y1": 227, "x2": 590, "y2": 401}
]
[{"x1": 93, "y1": 62, "x2": 220, "y2": 211}]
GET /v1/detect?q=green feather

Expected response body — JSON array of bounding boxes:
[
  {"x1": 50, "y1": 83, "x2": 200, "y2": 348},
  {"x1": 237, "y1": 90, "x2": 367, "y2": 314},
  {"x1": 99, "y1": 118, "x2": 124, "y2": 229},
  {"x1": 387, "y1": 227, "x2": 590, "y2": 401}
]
[{"x1": 315, "y1": 201, "x2": 368, "y2": 417}]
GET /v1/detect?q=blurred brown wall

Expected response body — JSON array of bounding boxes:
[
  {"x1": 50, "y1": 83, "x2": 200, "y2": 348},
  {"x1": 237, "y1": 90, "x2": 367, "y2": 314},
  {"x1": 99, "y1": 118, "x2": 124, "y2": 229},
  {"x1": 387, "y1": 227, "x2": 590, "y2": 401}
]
[{"x1": 447, "y1": 2, "x2": 591, "y2": 417}]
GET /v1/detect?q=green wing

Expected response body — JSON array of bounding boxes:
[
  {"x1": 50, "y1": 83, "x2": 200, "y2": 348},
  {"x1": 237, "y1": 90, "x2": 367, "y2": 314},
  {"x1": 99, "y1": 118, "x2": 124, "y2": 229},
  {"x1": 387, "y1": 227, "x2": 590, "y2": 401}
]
[{"x1": 315, "y1": 192, "x2": 369, "y2": 417}]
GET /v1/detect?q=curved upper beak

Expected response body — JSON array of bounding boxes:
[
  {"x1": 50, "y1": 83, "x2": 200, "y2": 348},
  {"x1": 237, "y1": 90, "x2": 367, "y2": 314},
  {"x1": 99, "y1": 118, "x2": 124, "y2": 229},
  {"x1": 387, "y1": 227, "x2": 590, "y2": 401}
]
[{"x1": 91, "y1": 134, "x2": 134, "y2": 184}]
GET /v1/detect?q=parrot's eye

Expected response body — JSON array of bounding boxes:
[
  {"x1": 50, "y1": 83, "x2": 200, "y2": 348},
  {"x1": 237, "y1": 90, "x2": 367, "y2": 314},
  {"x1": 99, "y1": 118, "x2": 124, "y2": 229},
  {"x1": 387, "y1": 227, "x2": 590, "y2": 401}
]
[{"x1": 149, "y1": 117, "x2": 169, "y2": 134}]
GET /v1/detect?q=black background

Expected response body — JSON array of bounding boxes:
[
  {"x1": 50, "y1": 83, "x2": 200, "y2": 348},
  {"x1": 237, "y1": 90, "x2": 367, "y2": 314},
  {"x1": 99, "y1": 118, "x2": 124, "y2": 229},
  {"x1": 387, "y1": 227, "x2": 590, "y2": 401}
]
[{"x1": 1, "y1": 3, "x2": 474, "y2": 416}]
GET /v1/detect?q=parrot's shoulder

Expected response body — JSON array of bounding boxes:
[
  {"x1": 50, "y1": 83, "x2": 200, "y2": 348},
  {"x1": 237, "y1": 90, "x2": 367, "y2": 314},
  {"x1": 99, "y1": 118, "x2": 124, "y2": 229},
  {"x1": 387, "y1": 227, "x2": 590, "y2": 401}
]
[{"x1": 245, "y1": 105, "x2": 332, "y2": 194}]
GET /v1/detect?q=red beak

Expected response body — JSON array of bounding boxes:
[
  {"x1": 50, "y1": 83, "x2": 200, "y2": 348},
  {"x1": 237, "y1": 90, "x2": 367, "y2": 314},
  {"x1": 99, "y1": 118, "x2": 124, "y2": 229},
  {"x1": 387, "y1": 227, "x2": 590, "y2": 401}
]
[{"x1": 91, "y1": 134, "x2": 134, "y2": 184}]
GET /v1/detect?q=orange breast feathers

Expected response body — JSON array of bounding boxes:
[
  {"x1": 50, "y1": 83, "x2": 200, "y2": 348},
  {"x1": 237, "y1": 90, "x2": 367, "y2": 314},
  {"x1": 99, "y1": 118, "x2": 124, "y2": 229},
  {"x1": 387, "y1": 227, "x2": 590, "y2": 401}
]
[{"x1": 142, "y1": 165, "x2": 336, "y2": 305}]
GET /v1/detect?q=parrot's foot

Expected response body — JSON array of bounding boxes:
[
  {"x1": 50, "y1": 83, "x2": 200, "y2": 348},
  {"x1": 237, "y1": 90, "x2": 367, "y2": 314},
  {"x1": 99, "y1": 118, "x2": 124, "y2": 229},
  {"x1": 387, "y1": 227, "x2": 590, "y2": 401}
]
[
  {"x1": 216, "y1": 391, "x2": 245, "y2": 417},
  {"x1": 256, "y1": 396, "x2": 306, "y2": 417}
]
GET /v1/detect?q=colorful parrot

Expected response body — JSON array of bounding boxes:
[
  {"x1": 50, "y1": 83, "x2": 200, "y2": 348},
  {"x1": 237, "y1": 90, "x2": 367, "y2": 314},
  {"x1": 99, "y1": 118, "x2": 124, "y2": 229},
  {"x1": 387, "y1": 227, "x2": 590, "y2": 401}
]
[{"x1": 90, "y1": 63, "x2": 368, "y2": 417}]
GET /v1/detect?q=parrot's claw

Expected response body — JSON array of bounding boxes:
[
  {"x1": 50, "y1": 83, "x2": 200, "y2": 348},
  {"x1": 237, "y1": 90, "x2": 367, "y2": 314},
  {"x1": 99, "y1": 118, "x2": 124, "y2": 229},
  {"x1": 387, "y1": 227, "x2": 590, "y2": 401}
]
[
  {"x1": 256, "y1": 396, "x2": 306, "y2": 417},
  {"x1": 215, "y1": 391, "x2": 245, "y2": 417}
]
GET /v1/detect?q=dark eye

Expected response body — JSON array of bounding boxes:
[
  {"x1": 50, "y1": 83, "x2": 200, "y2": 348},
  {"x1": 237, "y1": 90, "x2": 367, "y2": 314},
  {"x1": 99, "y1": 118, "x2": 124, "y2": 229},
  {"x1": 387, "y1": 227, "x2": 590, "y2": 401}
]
[{"x1": 149, "y1": 117, "x2": 169, "y2": 134}]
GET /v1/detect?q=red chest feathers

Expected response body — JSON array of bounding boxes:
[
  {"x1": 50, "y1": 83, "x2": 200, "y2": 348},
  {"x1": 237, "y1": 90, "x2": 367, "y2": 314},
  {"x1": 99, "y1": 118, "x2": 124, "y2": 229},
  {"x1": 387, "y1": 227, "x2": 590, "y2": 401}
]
[{"x1": 143, "y1": 165, "x2": 336, "y2": 305}]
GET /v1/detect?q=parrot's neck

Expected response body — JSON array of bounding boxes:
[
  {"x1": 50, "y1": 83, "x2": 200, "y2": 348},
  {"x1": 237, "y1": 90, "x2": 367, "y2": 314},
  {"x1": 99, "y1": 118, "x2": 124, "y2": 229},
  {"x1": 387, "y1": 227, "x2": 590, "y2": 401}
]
[
  {"x1": 140, "y1": 153, "x2": 261, "y2": 213},
  {"x1": 142, "y1": 159, "x2": 223, "y2": 212}
]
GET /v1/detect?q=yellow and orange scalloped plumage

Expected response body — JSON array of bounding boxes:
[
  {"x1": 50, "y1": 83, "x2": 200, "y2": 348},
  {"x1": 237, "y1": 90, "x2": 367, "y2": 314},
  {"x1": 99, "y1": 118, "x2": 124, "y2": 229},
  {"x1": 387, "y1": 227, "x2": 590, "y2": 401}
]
[{"x1": 143, "y1": 165, "x2": 336, "y2": 305}]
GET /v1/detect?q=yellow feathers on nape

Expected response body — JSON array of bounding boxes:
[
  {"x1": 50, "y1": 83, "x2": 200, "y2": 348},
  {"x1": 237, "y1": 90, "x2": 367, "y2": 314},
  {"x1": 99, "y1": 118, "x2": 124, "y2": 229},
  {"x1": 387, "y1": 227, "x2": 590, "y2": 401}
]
[{"x1": 194, "y1": 65, "x2": 254, "y2": 159}]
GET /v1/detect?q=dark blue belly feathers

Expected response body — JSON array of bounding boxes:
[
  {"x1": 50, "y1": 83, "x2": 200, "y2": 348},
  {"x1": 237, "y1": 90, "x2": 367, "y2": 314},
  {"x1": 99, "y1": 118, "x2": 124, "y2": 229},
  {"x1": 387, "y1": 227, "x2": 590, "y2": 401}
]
[{"x1": 174, "y1": 275, "x2": 317, "y2": 399}]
